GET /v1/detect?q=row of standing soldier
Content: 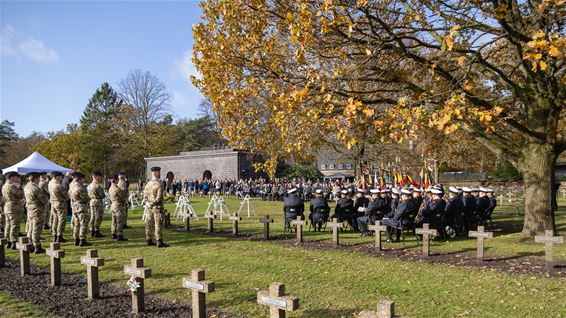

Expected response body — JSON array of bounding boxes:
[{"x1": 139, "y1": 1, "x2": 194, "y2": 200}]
[
  {"x1": 282, "y1": 185, "x2": 497, "y2": 242},
  {"x1": 0, "y1": 166, "x2": 169, "y2": 253}
]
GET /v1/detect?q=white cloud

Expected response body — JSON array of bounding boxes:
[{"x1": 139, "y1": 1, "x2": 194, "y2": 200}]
[
  {"x1": 19, "y1": 38, "x2": 58, "y2": 63},
  {"x1": 172, "y1": 49, "x2": 201, "y2": 85},
  {"x1": 1, "y1": 24, "x2": 58, "y2": 63},
  {"x1": 171, "y1": 90, "x2": 191, "y2": 110}
]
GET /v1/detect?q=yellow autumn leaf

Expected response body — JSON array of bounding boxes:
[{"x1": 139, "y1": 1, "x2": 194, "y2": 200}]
[
  {"x1": 549, "y1": 46, "x2": 561, "y2": 57},
  {"x1": 540, "y1": 61, "x2": 548, "y2": 71},
  {"x1": 365, "y1": 48, "x2": 372, "y2": 56},
  {"x1": 534, "y1": 53, "x2": 543, "y2": 60},
  {"x1": 458, "y1": 56, "x2": 466, "y2": 66}
]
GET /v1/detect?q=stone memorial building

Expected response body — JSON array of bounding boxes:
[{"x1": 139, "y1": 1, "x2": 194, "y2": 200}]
[{"x1": 145, "y1": 148, "x2": 267, "y2": 180}]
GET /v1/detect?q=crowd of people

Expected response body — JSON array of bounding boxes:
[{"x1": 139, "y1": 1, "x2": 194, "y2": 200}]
[
  {"x1": 0, "y1": 166, "x2": 169, "y2": 254},
  {"x1": 281, "y1": 183, "x2": 498, "y2": 242}
]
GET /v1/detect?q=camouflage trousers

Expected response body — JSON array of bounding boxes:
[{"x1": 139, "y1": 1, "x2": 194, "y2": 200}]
[
  {"x1": 72, "y1": 211, "x2": 88, "y2": 240},
  {"x1": 89, "y1": 204, "x2": 104, "y2": 232},
  {"x1": 0, "y1": 208, "x2": 5, "y2": 235},
  {"x1": 5, "y1": 212, "x2": 22, "y2": 243},
  {"x1": 26, "y1": 207, "x2": 44, "y2": 247},
  {"x1": 145, "y1": 208, "x2": 164, "y2": 241},
  {"x1": 111, "y1": 204, "x2": 125, "y2": 236},
  {"x1": 51, "y1": 202, "x2": 67, "y2": 237}
]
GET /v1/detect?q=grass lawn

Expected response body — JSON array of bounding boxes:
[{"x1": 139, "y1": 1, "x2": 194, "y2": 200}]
[
  {"x1": 2, "y1": 196, "x2": 565, "y2": 317},
  {"x1": 0, "y1": 291, "x2": 58, "y2": 318}
]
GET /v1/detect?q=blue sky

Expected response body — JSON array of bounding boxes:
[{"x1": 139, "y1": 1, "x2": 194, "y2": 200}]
[{"x1": 1, "y1": 0, "x2": 205, "y2": 137}]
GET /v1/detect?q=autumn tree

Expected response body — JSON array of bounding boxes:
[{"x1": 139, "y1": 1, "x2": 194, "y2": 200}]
[{"x1": 193, "y1": 0, "x2": 565, "y2": 235}]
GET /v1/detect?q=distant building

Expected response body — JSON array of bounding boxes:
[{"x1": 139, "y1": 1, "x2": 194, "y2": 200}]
[
  {"x1": 316, "y1": 147, "x2": 355, "y2": 180},
  {"x1": 144, "y1": 148, "x2": 267, "y2": 180}
]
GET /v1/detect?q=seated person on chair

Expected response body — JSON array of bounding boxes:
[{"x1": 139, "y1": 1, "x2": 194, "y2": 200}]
[
  {"x1": 331, "y1": 189, "x2": 354, "y2": 226},
  {"x1": 353, "y1": 188, "x2": 369, "y2": 231},
  {"x1": 475, "y1": 187, "x2": 491, "y2": 225},
  {"x1": 375, "y1": 189, "x2": 390, "y2": 220},
  {"x1": 442, "y1": 187, "x2": 461, "y2": 238},
  {"x1": 309, "y1": 189, "x2": 329, "y2": 232},
  {"x1": 357, "y1": 189, "x2": 381, "y2": 237},
  {"x1": 417, "y1": 188, "x2": 445, "y2": 230},
  {"x1": 283, "y1": 188, "x2": 304, "y2": 230},
  {"x1": 382, "y1": 189, "x2": 416, "y2": 243},
  {"x1": 387, "y1": 188, "x2": 400, "y2": 219}
]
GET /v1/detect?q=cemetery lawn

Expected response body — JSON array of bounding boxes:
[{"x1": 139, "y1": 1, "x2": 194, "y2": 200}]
[
  {"x1": 3, "y1": 197, "x2": 565, "y2": 317},
  {"x1": 0, "y1": 291, "x2": 58, "y2": 318}
]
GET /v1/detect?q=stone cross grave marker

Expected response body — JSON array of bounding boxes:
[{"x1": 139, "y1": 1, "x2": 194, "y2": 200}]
[
  {"x1": 0, "y1": 238, "x2": 6, "y2": 268},
  {"x1": 16, "y1": 236, "x2": 31, "y2": 276},
  {"x1": 182, "y1": 269, "x2": 215, "y2": 318},
  {"x1": 204, "y1": 213, "x2": 216, "y2": 233},
  {"x1": 81, "y1": 249, "x2": 105, "y2": 299},
  {"x1": 468, "y1": 226, "x2": 493, "y2": 260},
  {"x1": 290, "y1": 216, "x2": 307, "y2": 243},
  {"x1": 257, "y1": 282, "x2": 299, "y2": 318},
  {"x1": 535, "y1": 230, "x2": 564, "y2": 269},
  {"x1": 328, "y1": 218, "x2": 344, "y2": 247},
  {"x1": 260, "y1": 214, "x2": 274, "y2": 240},
  {"x1": 368, "y1": 221, "x2": 387, "y2": 252},
  {"x1": 357, "y1": 300, "x2": 399, "y2": 318},
  {"x1": 229, "y1": 214, "x2": 242, "y2": 236},
  {"x1": 123, "y1": 258, "x2": 151, "y2": 313},
  {"x1": 46, "y1": 242, "x2": 65, "y2": 286},
  {"x1": 415, "y1": 223, "x2": 438, "y2": 257}
]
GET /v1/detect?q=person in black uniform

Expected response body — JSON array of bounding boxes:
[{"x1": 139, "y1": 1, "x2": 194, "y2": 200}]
[
  {"x1": 475, "y1": 187, "x2": 491, "y2": 226},
  {"x1": 375, "y1": 189, "x2": 391, "y2": 220},
  {"x1": 485, "y1": 188, "x2": 497, "y2": 226},
  {"x1": 357, "y1": 189, "x2": 381, "y2": 236},
  {"x1": 443, "y1": 187, "x2": 462, "y2": 238},
  {"x1": 382, "y1": 189, "x2": 416, "y2": 242},
  {"x1": 417, "y1": 188, "x2": 445, "y2": 231},
  {"x1": 331, "y1": 189, "x2": 354, "y2": 226},
  {"x1": 309, "y1": 189, "x2": 329, "y2": 231},
  {"x1": 387, "y1": 188, "x2": 400, "y2": 218},
  {"x1": 412, "y1": 188, "x2": 423, "y2": 210},
  {"x1": 461, "y1": 187, "x2": 477, "y2": 231},
  {"x1": 283, "y1": 188, "x2": 304, "y2": 231},
  {"x1": 352, "y1": 188, "x2": 369, "y2": 231}
]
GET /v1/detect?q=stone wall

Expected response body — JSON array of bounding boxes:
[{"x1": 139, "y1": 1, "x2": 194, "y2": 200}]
[{"x1": 145, "y1": 149, "x2": 267, "y2": 181}]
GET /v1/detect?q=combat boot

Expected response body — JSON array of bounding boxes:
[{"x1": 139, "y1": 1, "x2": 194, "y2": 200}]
[
  {"x1": 90, "y1": 230, "x2": 96, "y2": 238},
  {"x1": 156, "y1": 239, "x2": 169, "y2": 248},
  {"x1": 6, "y1": 241, "x2": 12, "y2": 249},
  {"x1": 11, "y1": 241, "x2": 17, "y2": 250},
  {"x1": 94, "y1": 231, "x2": 105, "y2": 238},
  {"x1": 52, "y1": 236, "x2": 58, "y2": 242},
  {"x1": 44, "y1": 224, "x2": 50, "y2": 230},
  {"x1": 74, "y1": 238, "x2": 80, "y2": 246},
  {"x1": 112, "y1": 233, "x2": 117, "y2": 240},
  {"x1": 79, "y1": 239, "x2": 92, "y2": 247},
  {"x1": 29, "y1": 245, "x2": 35, "y2": 253},
  {"x1": 147, "y1": 239, "x2": 156, "y2": 246},
  {"x1": 116, "y1": 235, "x2": 128, "y2": 241},
  {"x1": 34, "y1": 245, "x2": 45, "y2": 254},
  {"x1": 57, "y1": 236, "x2": 68, "y2": 243}
]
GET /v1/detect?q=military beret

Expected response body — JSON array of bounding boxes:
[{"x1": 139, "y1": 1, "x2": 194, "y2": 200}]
[
  {"x1": 75, "y1": 173, "x2": 85, "y2": 179},
  {"x1": 150, "y1": 166, "x2": 161, "y2": 172},
  {"x1": 5, "y1": 171, "x2": 19, "y2": 178},
  {"x1": 71, "y1": 172, "x2": 79, "y2": 177},
  {"x1": 52, "y1": 171, "x2": 63, "y2": 177},
  {"x1": 28, "y1": 172, "x2": 40, "y2": 178},
  {"x1": 112, "y1": 174, "x2": 119, "y2": 180},
  {"x1": 40, "y1": 171, "x2": 48, "y2": 176},
  {"x1": 118, "y1": 172, "x2": 127, "y2": 176},
  {"x1": 92, "y1": 171, "x2": 102, "y2": 177}
]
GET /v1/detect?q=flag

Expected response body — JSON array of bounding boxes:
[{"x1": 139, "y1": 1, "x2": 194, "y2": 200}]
[{"x1": 360, "y1": 175, "x2": 366, "y2": 190}]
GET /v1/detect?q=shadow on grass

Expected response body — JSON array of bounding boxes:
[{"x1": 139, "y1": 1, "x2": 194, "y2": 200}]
[{"x1": 294, "y1": 308, "x2": 355, "y2": 318}]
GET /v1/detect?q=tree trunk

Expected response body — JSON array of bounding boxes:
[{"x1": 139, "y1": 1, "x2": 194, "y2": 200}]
[{"x1": 516, "y1": 143, "x2": 557, "y2": 236}]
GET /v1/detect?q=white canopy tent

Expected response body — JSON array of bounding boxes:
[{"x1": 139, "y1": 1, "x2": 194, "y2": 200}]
[{"x1": 2, "y1": 152, "x2": 74, "y2": 174}]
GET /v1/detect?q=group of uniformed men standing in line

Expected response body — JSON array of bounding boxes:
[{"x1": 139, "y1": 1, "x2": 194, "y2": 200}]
[
  {"x1": 283, "y1": 184, "x2": 497, "y2": 242},
  {"x1": 0, "y1": 165, "x2": 168, "y2": 253}
]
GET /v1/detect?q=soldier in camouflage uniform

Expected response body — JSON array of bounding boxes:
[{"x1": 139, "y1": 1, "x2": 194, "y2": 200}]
[
  {"x1": 49, "y1": 171, "x2": 69, "y2": 243},
  {"x1": 109, "y1": 174, "x2": 128, "y2": 241},
  {"x1": 143, "y1": 166, "x2": 169, "y2": 248},
  {"x1": 2, "y1": 171, "x2": 24, "y2": 249},
  {"x1": 0, "y1": 170, "x2": 5, "y2": 238},
  {"x1": 24, "y1": 172, "x2": 48, "y2": 253},
  {"x1": 70, "y1": 173, "x2": 91, "y2": 246},
  {"x1": 117, "y1": 172, "x2": 130, "y2": 229},
  {"x1": 88, "y1": 171, "x2": 105, "y2": 238},
  {"x1": 39, "y1": 172, "x2": 50, "y2": 230}
]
